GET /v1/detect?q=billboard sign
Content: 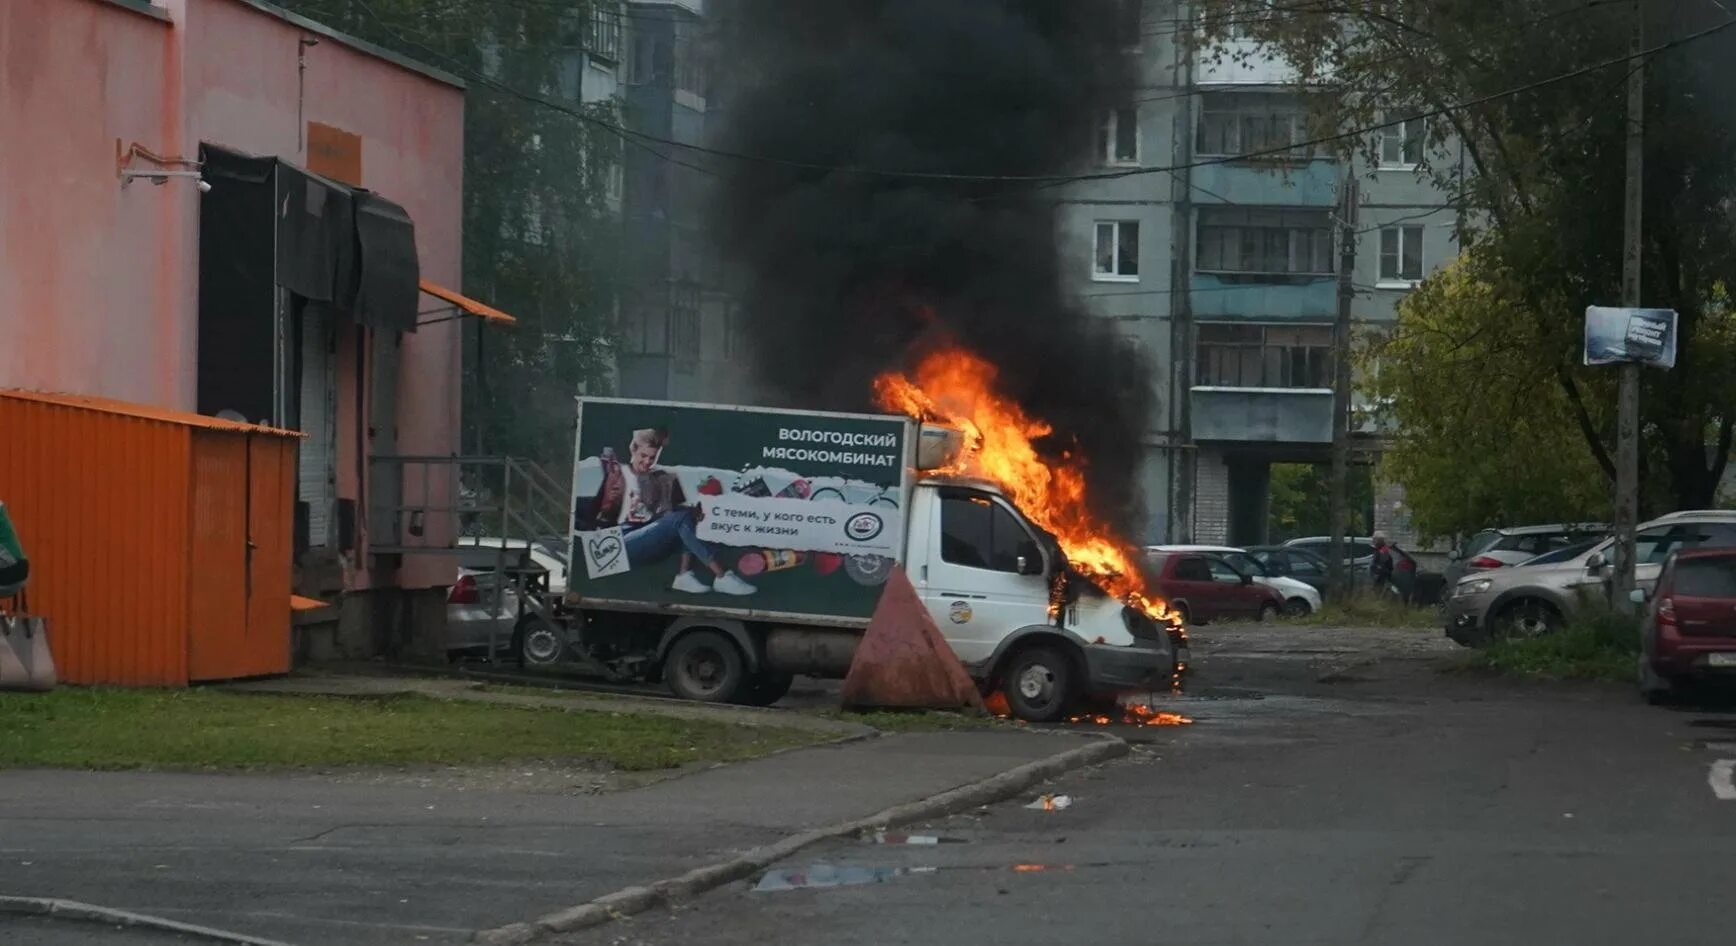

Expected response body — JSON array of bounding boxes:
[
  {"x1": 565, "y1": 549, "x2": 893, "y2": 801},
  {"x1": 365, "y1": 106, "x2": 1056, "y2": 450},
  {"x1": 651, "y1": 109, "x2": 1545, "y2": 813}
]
[{"x1": 1584, "y1": 306, "x2": 1677, "y2": 368}]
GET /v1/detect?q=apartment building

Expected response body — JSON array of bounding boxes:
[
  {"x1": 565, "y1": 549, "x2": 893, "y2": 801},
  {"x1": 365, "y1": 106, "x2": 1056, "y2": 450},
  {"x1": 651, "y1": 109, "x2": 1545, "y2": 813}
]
[{"x1": 1059, "y1": 1, "x2": 1461, "y2": 545}]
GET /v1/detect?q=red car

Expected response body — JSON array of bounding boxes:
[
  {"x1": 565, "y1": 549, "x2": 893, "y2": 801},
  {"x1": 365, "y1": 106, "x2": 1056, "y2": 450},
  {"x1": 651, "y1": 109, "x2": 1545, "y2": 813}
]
[
  {"x1": 1637, "y1": 548, "x2": 1736, "y2": 702},
  {"x1": 1142, "y1": 550, "x2": 1285, "y2": 625}
]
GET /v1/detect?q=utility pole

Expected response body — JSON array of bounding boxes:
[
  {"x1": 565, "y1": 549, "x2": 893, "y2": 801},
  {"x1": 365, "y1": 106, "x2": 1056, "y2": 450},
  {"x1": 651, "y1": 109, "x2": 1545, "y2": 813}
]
[
  {"x1": 1614, "y1": 0, "x2": 1644, "y2": 610},
  {"x1": 1328, "y1": 173, "x2": 1359, "y2": 600}
]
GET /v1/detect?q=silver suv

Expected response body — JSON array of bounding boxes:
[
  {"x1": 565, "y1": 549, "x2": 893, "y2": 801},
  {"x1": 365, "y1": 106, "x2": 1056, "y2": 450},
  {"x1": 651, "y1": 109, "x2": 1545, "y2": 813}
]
[{"x1": 1444, "y1": 511, "x2": 1736, "y2": 646}]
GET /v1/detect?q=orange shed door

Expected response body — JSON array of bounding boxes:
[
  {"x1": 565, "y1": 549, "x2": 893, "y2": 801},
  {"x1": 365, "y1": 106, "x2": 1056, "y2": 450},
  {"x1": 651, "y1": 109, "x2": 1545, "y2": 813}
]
[{"x1": 187, "y1": 434, "x2": 294, "y2": 681}]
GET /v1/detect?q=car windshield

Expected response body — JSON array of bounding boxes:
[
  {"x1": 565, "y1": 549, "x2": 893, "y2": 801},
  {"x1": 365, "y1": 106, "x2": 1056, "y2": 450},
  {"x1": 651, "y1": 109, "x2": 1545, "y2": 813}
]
[
  {"x1": 1223, "y1": 552, "x2": 1265, "y2": 576},
  {"x1": 1675, "y1": 557, "x2": 1736, "y2": 596},
  {"x1": 1520, "y1": 538, "x2": 1603, "y2": 566},
  {"x1": 1464, "y1": 530, "x2": 1503, "y2": 557}
]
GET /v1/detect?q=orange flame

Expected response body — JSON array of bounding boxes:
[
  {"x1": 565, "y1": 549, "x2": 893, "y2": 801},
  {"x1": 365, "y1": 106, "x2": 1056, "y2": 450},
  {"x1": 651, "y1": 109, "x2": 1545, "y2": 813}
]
[{"x1": 873, "y1": 347, "x2": 1179, "y2": 628}]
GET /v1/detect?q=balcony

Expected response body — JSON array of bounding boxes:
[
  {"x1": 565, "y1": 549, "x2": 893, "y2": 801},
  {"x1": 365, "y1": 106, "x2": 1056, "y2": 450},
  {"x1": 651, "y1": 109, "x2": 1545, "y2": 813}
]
[{"x1": 1192, "y1": 386, "x2": 1334, "y2": 444}]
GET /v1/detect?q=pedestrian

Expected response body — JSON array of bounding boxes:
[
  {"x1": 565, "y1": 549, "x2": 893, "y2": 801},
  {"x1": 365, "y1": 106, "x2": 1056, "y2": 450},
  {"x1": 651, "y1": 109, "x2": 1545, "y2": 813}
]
[{"x1": 1369, "y1": 531, "x2": 1395, "y2": 595}]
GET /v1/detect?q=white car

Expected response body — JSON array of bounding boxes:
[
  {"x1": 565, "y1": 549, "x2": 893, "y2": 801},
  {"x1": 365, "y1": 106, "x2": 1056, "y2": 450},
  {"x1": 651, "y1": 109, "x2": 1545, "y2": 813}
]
[{"x1": 1146, "y1": 544, "x2": 1323, "y2": 616}]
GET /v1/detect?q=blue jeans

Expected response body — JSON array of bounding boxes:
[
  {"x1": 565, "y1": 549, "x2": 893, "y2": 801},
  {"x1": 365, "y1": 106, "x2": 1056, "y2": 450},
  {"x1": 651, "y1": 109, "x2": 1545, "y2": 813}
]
[{"x1": 624, "y1": 508, "x2": 718, "y2": 572}]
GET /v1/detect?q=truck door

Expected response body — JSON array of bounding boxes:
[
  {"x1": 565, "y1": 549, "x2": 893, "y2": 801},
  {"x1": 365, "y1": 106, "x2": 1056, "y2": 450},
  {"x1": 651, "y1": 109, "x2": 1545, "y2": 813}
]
[{"x1": 915, "y1": 488, "x2": 1052, "y2": 667}]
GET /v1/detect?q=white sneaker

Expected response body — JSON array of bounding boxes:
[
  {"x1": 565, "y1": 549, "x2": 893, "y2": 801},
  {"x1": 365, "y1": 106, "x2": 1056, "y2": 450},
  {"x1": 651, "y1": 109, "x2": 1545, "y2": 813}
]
[
  {"x1": 712, "y1": 571, "x2": 757, "y2": 596},
  {"x1": 671, "y1": 571, "x2": 710, "y2": 594}
]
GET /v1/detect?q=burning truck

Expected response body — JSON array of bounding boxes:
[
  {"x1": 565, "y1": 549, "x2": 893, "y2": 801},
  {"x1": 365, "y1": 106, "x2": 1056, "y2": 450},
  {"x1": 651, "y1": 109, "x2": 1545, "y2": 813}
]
[{"x1": 555, "y1": 348, "x2": 1185, "y2": 723}]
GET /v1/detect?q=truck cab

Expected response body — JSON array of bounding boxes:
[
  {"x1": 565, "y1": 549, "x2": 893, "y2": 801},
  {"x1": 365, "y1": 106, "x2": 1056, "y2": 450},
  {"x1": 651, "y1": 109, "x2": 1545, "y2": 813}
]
[{"x1": 907, "y1": 477, "x2": 1178, "y2": 721}]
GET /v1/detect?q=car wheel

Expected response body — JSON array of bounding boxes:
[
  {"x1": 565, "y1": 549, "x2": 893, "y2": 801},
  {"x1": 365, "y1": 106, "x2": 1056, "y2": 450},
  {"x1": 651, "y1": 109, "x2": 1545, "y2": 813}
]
[
  {"x1": 1283, "y1": 597, "x2": 1313, "y2": 617},
  {"x1": 1494, "y1": 599, "x2": 1560, "y2": 639},
  {"x1": 664, "y1": 630, "x2": 747, "y2": 703},
  {"x1": 512, "y1": 616, "x2": 565, "y2": 668},
  {"x1": 1001, "y1": 645, "x2": 1078, "y2": 723},
  {"x1": 1637, "y1": 655, "x2": 1681, "y2": 706},
  {"x1": 1258, "y1": 602, "x2": 1281, "y2": 623},
  {"x1": 737, "y1": 671, "x2": 795, "y2": 707}
]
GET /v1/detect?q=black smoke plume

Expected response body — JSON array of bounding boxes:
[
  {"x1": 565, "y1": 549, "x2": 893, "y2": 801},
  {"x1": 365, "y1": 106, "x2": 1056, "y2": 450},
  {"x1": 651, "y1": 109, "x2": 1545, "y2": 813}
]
[{"x1": 710, "y1": 0, "x2": 1153, "y2": 526}]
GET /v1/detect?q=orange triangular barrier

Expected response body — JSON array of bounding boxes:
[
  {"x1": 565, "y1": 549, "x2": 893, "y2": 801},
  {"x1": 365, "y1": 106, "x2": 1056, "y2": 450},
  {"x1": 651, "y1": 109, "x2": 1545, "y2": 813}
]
[{"x1": 841, "y1": 567, "x2": 984, "y2": 712}]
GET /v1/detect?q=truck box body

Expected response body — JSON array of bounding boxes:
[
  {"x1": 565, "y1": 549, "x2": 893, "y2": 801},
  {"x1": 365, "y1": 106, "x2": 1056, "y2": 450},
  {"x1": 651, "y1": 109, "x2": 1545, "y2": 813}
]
[{"x1": 569, "y1": 398, "x2": 913, "y2": 626}]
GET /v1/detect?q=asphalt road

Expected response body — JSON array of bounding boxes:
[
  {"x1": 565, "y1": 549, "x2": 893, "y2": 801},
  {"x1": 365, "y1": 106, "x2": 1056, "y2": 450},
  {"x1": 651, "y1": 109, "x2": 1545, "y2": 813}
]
[{"x1": 564, "y1": 624, "x2": 1736, "y2": 946}]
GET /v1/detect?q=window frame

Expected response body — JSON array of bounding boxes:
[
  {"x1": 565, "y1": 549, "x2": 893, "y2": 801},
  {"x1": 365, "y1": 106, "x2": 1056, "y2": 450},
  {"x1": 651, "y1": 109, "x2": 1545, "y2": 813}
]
[
  {"x1": 1195, "y1": 207, "x2": 1335, "y2": 277},
  {"x1": 1378, "y1": 115, "x2": 1425, "y2": 169},
  {"x1": 1195, "y1": 322, "x2": 1335, "y2": 389},
  {"x1": 1195, "y1": 92, "x2": 1316, "y2": 161},
  {"x1": 1092, "y1": 219, "x2": 1141, "y2": 282},
  {"x1": 1098, "y1": 107, "x2": 1142, "y2": 167},
  {"x1": 1377, "y1": 224, "x2": 1424, "y2": 287}
]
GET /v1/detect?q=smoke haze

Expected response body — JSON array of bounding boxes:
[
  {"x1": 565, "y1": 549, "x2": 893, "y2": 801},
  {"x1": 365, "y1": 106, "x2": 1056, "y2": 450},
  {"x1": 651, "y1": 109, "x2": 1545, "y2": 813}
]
[{"x1": 710, "y1": 0, "x2": 1153, "y2": 525}]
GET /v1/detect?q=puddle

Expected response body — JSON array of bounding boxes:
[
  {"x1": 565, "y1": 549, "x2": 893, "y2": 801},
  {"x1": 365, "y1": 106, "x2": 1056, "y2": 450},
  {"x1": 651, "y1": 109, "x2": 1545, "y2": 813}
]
[
  {"x1": 866, "y1": 832, "x2": 966, "y2": 845},
  {"x1": 755, "y1": 863, "x2": 1087, "y2": 891},
  {"x1": 754, "y1": 865, "x2": 934, "y2": 891}
]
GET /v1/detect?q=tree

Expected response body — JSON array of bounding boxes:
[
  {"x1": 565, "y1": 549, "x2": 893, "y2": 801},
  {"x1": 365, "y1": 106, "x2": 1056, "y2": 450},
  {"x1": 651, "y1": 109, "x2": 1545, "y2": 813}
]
[
  {"x1": 278, "y1": 0, "x2": 621, "y2": 473},
  {"x1": 1194, "y1": 0, "x2": 1736, "y2": 522},
  {"x1": 1367, "y1": 254, "x2": 1614, "y2": 538},
  {"x1": 1268, "y1": 462, "x2": 1371, "y2": 540}
]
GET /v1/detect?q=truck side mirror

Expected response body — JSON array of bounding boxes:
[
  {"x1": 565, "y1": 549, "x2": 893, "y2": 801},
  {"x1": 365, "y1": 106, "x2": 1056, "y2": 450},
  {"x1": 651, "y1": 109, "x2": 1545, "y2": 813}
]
[
  {"x1": 1586, "y1": 552, "x2": 1606, "y2": 573},
  {"x1": 1016, "y1": 554, "x2": 1042, "y2": 576}
]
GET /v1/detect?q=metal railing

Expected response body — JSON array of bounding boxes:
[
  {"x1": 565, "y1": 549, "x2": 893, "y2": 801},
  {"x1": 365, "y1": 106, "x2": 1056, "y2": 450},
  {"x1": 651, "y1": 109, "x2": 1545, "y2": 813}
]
[{"x1": 368, "y1": 455, "x2": 570, "y2": 658}]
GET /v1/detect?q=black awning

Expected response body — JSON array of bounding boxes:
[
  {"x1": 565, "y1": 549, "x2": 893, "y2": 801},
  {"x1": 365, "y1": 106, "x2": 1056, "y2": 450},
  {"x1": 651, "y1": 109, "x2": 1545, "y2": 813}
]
[
  {"x1": 352, "y1": 191, "x2": 420, "y2": 334},
  {"x1": 275, "y1": 165, "x2": 357, "y2": 307}
]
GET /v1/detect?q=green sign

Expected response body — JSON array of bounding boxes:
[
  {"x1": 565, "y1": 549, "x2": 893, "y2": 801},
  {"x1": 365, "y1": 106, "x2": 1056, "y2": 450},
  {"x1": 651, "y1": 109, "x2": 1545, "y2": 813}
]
[{"x1": 569, "y1": 399, "x2": 911, "y2": 621}]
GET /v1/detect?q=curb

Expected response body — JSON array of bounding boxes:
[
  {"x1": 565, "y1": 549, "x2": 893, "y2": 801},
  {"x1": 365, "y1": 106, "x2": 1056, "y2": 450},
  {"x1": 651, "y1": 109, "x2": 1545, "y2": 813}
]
[
  {"x1": 0, "y1": 896, "x2": 296, "y2": 946},
  {"x1": 471, "y1": 734, "x2": 1130, "y2": 946}
]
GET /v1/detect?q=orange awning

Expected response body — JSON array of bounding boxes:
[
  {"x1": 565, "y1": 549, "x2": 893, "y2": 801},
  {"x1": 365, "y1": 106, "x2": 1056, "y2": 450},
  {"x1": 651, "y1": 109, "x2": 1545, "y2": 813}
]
[{"x1": 420, "y1": 279, "x2": 516, "y2": 326}]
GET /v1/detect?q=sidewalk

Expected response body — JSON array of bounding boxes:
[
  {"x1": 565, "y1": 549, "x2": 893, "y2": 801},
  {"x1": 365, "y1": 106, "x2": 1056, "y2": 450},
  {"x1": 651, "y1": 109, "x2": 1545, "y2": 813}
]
[{"x1": 0, "y1": 683, "x2": 1108, "y2": 946}]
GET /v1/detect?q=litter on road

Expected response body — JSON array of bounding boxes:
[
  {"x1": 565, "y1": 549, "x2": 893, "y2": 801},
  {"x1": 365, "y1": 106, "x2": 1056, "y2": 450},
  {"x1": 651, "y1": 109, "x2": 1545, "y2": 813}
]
[
  {"x1": 754, "y1": 865, "x2": 937, "y2": 892},
  {"x1": 1025, "y1": 793, "x2": 1072, "y2": 811}
]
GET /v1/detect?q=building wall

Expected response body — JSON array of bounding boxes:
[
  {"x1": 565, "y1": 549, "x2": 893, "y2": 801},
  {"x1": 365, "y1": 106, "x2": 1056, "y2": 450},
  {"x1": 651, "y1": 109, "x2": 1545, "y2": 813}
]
[{"x1": 0, "y1": 0, "x2": 468, "y2": 592}]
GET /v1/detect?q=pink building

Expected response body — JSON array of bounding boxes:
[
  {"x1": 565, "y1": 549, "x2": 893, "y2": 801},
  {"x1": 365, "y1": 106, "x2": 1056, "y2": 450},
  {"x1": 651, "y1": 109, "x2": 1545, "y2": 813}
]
[{"x1": 0, "y1": 0, "x2": 509, "y2": 661}]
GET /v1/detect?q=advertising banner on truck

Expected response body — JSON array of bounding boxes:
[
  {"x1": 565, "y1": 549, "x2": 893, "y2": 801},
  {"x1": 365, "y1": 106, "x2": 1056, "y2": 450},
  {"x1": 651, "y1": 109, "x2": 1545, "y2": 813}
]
[{"x1": 570, "y1": 398, "x2": 910, "y2": 620}]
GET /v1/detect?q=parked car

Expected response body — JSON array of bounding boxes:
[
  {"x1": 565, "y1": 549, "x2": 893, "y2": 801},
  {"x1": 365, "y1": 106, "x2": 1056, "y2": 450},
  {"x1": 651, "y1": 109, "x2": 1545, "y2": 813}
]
[
  {"x1": 1444, "y1": 510, "x2": 1736, "y2": 646},
  {"x1": 1141, "y1": 549, "x2": 1286, "y2": 625},
  {"x1": 447, "y1": 540, "x2": 565, "y2": 665},
  {"x1": 1148, "y1": 545, "x2": 1322, "y2": 616},
  {"x1": 1634, "y1": 548, "x2": 1736, "y2": 703},
  {"x1": 1282, "y1": 535, "x2": 1440, "y2": 603},
  {"x1": 1442, "y1": 523, "x2": 1607, "y2": 588},
  {"x1": 1246, "y1": 545, "x2": 1332, "y2": 597}
]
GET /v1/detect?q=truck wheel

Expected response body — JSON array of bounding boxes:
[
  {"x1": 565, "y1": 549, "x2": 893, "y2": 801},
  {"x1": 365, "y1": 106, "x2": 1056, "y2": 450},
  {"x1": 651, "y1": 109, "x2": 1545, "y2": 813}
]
[
  {"x1": 1002, "y1": 645, "x2": 1077, "y2": 723},
  {"x1": 665, "y1": 630, "x2": 747, "y2": 703},
  {"x1": 512, "y1": 617, "x2": 565, "y2": 668},
  {"x1": 738, "y1": 671, "x2": 795, "y2": 707}
]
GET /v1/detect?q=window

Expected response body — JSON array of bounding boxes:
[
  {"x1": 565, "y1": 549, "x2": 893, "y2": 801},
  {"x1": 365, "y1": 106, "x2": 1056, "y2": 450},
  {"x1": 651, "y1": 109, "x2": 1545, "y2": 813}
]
[
  {"x1": 1196, "y1": 207, "x2": 1333, "y2": 276},
  {"x1": 1196, "y1": 324, "x2": 1333, "y2": 388},
  {"x1": 1378, "y1": 225, "x2": 1424, "y2": 284},
  {"x1": 1098, "y1": 108, "x2": 1140, "y2": 166},
  {"x1": 1287, "y1": 552, "x2": 1325, "y2": 577},
  {"x1": 1206, "y1": 557, "x2": 1245, "y2": 584},
  {"x1": 674, "y1": 21, "x2": 708, "y2": 98},
  {"x1": 587, "y1": 6, "x2": 622, "y2": 62},
  {"x1": 1674, "y1": 557, "x2": 1736, "y2": 596},
  {"x1": 1379, "y1": 115, "x2": 1424, "y2": 168},
  {"x1": 1224, "y1": 551, "x2": 1266, "y2": 576},
  {"x1": 1197, "y1": 93, "x2": 1314, "y2": 159},
  {"x1": 1174, "y1": 556, "x2": 1212, "y2": 582},
  {"x1": 940, "y1": 493, "x2": 1038, "y2": 573},
  {"x1": 1093, "y1": 220, "x2": 1140, "y2": 281}
]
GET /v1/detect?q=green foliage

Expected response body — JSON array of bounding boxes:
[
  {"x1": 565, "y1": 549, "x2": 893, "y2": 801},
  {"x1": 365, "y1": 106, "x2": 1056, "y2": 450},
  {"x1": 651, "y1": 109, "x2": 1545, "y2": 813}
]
[
  {"x1": 1296, "y1": 589, "x2": 1439, "y2": 628},
  {"x1": 277, "y1": 0, "x2": 621, "y2": 468},
  {"x1": 1467, "y1": 604, "x2": 1639, "y2": 683},
  {"x1": 0, "y1": 689, "x2": 820, "y2": 771},
  {"x1": 1193, "y1": 0, "x2": 1736, "y2": 519},
  {"x1": 1267, "y1": 462, "x2": 1370, "y2": 541},
  {"x1": 1368, "y1": 254, "x2": 1612, "y2": 539}
]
